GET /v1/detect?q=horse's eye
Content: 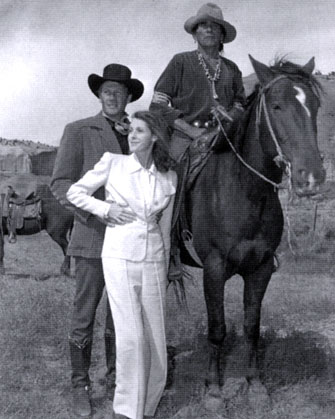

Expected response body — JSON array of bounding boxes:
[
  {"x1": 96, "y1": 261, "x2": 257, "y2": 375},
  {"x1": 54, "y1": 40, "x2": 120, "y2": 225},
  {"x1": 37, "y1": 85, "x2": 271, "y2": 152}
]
[{"x1": 272, "y1": 103, "x2": 281, "y2": 111}]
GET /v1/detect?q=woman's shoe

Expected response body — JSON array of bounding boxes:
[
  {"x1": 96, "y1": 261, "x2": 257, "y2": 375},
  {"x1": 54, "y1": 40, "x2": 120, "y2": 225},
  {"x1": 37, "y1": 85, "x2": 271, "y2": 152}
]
[{"x1": 112, "y1": 412, "x2": 130, "y2": 419}]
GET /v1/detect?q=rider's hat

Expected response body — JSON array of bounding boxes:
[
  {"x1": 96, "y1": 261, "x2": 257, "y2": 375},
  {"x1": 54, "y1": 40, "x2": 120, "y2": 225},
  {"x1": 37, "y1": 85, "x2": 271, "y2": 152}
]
[{"x1": 184, "y1": 3, "x2": 236, "y2": 43}]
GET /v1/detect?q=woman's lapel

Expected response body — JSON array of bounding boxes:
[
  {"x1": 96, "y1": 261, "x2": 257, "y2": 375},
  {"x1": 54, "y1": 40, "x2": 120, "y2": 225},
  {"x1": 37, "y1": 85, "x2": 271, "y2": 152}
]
[
  {"x1": 106, "y1": 155, "x2": 176, "y2": 219},
  {"x1": 106, "y1": 156, "x2": 146, "y2": 218}
]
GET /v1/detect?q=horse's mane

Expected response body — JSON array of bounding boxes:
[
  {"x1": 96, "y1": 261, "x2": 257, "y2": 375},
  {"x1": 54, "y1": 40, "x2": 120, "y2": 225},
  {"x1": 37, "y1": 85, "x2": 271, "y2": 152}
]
[
  {"x1": 214, "y1": 57, "x2": 323, "y2": 155},
  {"x1": 232, "y1": 57, "x2": 323, "y2": 149},
  {"x1": 270, "y1": 57, "x2": 323, "y2": 98}
]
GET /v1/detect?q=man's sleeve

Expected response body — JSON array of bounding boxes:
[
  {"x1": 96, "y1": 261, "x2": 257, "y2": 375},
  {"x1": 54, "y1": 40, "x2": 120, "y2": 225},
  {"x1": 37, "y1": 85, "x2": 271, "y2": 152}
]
[
  {"x1": 232, "y1": 65, "x2": 247, "y2": 109},
  {"x1": 50, "y1": 123, "x2": 90, "y2": 223},
  {"x1": 66, "y1": 152, "x2": 111, "y2": 220},
  {"x1": 149, "y1": 55, "x2": 184, "y2": 126}
]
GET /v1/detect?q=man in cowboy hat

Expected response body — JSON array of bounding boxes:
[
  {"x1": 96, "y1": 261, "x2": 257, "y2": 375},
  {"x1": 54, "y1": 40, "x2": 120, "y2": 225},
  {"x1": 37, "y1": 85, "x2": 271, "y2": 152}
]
[
  {"x1": 51, "y1": 64, "x2": 144, "y2": 417},
  {"x1": 150, "y1": 2, "x2": 245, "y2": 159},
  {"x1": 150, "y1": 3, "x2": 246, "y2": 277}
]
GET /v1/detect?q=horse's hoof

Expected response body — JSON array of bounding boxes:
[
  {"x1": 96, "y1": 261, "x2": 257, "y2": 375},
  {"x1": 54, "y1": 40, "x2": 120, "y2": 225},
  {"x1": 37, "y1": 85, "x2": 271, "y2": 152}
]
[
  {"x1": 221, "y1": 377, "x2": 248, "y2": 400},
  {"x1": 247, "y1": 378, "x2": 271, "y2": 410},
  {"x1": 60, "y1": 268, "x2": 71, "y2": 277},
  {"x1": 170, "y1": 406, "x2": 196, "y2": 419},
  {"x1": 8, "y1": 238, "x2": 17, "y2": 244},
  {"x1": 206, "y1": 382, "x2": 221, "y2": 397},
  {"x1": 204, "y1": 386, "x2": 224, "y2": 412}
]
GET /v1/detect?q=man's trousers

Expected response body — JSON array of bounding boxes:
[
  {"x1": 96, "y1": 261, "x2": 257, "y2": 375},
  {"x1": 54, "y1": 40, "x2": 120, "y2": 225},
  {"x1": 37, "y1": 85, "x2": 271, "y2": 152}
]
[{"x1": 69, "y1": 256, "x2": 115, "y2": 388}]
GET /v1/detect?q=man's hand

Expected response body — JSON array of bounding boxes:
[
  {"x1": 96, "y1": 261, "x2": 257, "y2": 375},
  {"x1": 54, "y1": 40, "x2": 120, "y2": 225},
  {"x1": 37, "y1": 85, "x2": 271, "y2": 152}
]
[
  {"x1": 96, "y1": 216, "x2": 115, "y2": 228},
  {"x1": 155, "y1": 211, "x2": 163, "y2": 223}
]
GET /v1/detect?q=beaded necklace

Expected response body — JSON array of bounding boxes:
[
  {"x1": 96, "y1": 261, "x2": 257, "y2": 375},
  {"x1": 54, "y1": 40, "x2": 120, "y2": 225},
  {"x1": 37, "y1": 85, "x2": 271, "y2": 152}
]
[{"x1": 197, "y1": 51, "x2": 221, "y2": 99}]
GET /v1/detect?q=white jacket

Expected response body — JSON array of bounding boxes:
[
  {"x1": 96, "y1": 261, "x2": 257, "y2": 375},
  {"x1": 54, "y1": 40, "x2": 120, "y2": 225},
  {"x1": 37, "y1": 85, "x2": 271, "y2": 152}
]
[{"x1": 66, "y1": 152, "x2": 177, "y2": 264}]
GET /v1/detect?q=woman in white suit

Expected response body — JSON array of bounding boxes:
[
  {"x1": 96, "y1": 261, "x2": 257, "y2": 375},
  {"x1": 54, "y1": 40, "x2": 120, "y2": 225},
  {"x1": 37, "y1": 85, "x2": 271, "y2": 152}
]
[{"x1": 66, "y1": 110, "x2": 177, "y2": 419}]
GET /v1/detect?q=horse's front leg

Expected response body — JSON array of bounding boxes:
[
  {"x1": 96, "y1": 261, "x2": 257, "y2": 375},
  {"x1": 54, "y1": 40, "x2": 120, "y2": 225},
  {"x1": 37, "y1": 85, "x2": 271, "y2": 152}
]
[
  {"x1": 203, "y1": 251, "x2": 227, "y2": 392},
  {"x1": 242, "y1": 255, "x2": 274, "y2": 379},
  {"x1": 60, "y1": 255, "x2": 71, "y2": 277},
  {"x1": 0, "y1": 223, "x2": 4, "y2": 275},
  {"x1": 6, "y1": 215, "x2": 17, "y2": 244}
]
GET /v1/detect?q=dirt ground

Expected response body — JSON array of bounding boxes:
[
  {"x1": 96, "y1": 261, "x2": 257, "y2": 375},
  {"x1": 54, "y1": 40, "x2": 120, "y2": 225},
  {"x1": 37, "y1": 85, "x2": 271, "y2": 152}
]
[{"x1": 1, "y1": 224, "x2": 335, "y2": 419}]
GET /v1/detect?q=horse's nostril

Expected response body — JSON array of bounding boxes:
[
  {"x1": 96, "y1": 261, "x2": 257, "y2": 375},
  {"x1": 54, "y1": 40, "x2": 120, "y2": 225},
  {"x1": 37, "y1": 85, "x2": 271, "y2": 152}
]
[
  {"x1": 298, "y1": 169, "x2": 306, "y2": 177},
  {"x1": 298, "y1": 172, "x2": 318, "y2": 192}
]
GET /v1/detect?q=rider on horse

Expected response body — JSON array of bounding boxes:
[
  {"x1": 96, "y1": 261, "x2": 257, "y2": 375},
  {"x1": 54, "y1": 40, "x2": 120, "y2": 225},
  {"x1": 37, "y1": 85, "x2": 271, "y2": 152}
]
[{"x1": 150, "y1": 3, "x2": 246, "y2": 278}]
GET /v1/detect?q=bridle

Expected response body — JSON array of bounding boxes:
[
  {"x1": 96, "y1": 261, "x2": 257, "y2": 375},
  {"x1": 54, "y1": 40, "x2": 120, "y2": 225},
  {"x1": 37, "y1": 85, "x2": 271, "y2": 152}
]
[
  {"x1": 215, "y1": 74, "x2": 310, "y2": 255},
  {"x1": 215, "y1": 75, "x2": 294, "y2": 190},
  {"x1": 256, "y1": 76, "x2": 291, "y2": 172}
]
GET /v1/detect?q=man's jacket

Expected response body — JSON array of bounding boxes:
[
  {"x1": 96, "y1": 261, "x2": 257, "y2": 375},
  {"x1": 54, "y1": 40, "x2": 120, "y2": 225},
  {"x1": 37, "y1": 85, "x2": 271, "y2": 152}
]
[{"x1": 50, "y1": 112, "x2": 124, "y2": 258}]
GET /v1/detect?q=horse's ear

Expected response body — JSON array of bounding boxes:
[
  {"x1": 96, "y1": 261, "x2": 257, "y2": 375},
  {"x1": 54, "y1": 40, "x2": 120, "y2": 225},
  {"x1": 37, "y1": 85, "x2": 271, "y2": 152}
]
[
  {"x1": 302, "y1": 57, "x2": 315, "y2": 75},
  {"x1": 249, "y1": 54, "x2": 274, "y2": 86}
]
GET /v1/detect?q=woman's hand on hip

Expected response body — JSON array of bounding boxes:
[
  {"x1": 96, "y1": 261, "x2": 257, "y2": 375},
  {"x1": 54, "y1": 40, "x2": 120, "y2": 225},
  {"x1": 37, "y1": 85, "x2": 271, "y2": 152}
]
[{"x1": 106, "y1": 202, "x2": 137, "y2": 225}]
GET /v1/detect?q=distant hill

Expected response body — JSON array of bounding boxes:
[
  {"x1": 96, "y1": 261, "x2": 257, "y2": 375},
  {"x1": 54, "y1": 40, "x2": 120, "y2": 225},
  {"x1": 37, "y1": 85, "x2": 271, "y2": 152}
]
[
  {"x1": 0, "y1": 138, "x2": 57, "y2": 176},
  {"x1": 0, "y1": 138, "x2": 57, "y2": 153}
]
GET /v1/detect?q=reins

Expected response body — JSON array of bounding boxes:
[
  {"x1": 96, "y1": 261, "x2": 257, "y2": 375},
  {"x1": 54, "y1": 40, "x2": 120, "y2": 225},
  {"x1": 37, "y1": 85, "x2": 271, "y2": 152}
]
[
  {"x1": 216, "y1": 117, "x2": 286, "y2": 190},
  {"x1": 214, "y1": 75, "x2": 297, "y2": 254},
  {"x1": 214, "y1": 75, "x2": 292, "y2": 191}
]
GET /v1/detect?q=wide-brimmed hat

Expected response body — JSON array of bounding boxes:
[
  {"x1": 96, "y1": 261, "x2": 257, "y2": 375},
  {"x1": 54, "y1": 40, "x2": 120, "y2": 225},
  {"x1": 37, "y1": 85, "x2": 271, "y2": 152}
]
[
  {"x1": 184, "y1": 3, "x2": 236, "y2": 44},
  {"x1": 88, "y1": 64, "x2": 144, "y2": 102}
]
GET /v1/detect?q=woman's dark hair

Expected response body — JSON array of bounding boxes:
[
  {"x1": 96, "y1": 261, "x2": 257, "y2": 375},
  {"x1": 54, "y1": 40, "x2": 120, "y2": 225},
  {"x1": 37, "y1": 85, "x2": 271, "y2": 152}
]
[{"x1": 131, "y1": 110, "x2": 176, "y2": 172}]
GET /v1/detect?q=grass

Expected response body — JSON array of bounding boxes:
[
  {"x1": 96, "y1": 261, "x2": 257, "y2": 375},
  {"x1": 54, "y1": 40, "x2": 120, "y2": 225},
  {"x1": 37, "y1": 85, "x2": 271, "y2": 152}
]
[
  {"x1": 0, "y1": 274, "x2": 73, "y2": 419},
  {"x1": 1, "y1": 218, "x2": 335, "y2": 418}
]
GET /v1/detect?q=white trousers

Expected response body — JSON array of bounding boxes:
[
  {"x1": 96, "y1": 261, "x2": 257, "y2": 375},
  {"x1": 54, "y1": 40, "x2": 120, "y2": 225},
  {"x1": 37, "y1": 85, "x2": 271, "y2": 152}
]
[{"x1": 102, "y1": 258, "x2": 167, "y2": 419}]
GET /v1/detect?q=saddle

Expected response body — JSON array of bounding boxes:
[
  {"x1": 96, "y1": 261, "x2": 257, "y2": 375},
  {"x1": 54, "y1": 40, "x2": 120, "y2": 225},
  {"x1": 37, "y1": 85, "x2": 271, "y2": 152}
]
[
  {"x1": 170, "y1": 126, "x2": 226, "y2": 272},
  {"x1": 1, "y1": 187, "x2": 42, "y2": 231},
  {"x1": 0, "y1": 174, "x2": 49, "y2": 232}
]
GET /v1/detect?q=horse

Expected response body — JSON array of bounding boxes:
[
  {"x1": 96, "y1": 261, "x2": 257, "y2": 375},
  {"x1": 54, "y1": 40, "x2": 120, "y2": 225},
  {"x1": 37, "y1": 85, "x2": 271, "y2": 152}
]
[
  {"x1": 0, "y1": 181, "x2": 73, "y2": 277},
  {"x1": 183, "y1": 55, "x2": 326, "y2": 395}
]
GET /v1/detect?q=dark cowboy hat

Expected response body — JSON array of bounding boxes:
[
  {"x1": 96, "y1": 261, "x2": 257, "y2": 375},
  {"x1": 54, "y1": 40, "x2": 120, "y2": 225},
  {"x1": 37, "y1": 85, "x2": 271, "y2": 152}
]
[
  {"x1": 88, "y1": 64, "x2": 144, "y2": 102},
  {"x1": 184, "y1": 3, "x2": 236, "y2": 44}
]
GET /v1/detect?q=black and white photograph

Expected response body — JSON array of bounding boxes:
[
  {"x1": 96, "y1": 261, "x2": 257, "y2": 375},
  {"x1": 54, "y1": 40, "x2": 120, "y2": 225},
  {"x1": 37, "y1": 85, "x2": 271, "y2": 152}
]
[{"x1": 1, "y1": 1, "x2": 335, "y2": 418}]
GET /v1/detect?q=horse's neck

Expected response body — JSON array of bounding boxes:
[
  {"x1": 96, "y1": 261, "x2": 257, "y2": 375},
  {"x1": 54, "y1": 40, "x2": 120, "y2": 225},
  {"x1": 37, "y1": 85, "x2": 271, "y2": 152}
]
[{"x1": 240, "y1": 105, "x2": 282, "y2": 186}]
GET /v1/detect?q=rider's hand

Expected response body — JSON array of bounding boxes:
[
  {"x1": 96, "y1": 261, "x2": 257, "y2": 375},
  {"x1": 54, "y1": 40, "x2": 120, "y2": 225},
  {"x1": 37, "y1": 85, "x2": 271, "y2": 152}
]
[
  {"x1": 210, "y1": 105, "x2": 234, "y2": 123},
  {"x1": 174, "y1": 119, "x2": 206, "y2": 141}
]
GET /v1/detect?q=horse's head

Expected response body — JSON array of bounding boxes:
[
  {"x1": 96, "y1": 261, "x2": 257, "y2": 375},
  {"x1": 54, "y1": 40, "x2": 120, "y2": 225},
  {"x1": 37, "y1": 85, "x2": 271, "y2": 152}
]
[{"x1": 249, "y1": 55, "x2": 325, "y2": 196}]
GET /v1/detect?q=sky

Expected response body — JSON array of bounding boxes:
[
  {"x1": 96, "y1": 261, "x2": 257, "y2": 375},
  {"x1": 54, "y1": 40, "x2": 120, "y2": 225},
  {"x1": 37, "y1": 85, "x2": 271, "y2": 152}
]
[{"x1": 0, "y1": 0, "x2": 335, "y2": 146}]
